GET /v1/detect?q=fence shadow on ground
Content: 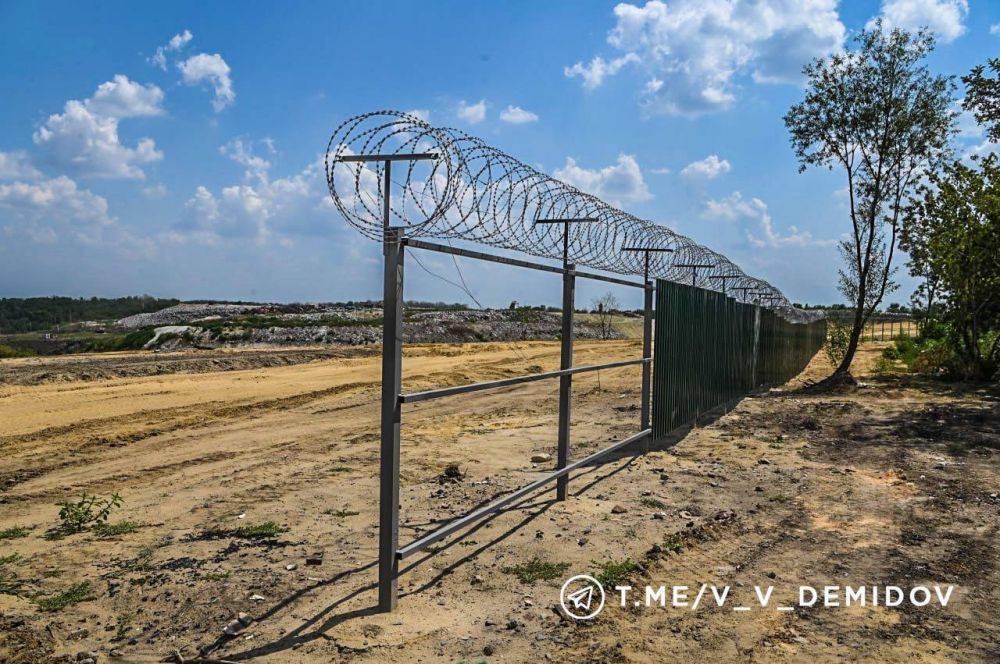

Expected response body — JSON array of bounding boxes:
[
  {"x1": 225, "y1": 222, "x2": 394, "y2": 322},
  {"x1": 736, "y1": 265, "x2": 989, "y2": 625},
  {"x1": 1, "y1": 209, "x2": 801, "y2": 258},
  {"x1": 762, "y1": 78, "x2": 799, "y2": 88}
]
[{"x1": 215, "y1": 453, "x2": 648, "y2": 661}]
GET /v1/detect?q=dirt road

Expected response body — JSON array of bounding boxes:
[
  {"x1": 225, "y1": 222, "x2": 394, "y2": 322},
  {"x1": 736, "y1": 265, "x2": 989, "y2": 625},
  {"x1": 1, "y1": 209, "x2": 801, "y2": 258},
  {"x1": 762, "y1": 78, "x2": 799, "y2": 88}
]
[{"x1": 1, "y1": 341, "x2": 997, "y2": 662}]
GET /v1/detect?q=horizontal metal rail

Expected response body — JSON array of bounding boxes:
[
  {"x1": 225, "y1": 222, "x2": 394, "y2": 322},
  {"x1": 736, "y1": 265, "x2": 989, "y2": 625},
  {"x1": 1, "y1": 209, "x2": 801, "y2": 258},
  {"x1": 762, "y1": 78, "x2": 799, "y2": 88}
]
[
  {"x1": 402, "y1": 238, "x2": 648, "y2": 289},
  {"x1": 396, "y1": 428, "x2": 651, "y2": 560},
  {"x1": 338, "y1": 153, "x2": 438, "y2": 162},
  {"x1": 400, "y1": 358, "x2": 650, "y2": 404}
]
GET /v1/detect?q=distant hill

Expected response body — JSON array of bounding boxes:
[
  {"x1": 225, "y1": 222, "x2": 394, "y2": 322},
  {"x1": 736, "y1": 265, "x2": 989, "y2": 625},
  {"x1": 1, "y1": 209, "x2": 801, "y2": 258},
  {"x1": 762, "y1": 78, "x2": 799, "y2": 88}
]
[{"x1": 0, "y1": 296, "x2": 181, "y2": 333}]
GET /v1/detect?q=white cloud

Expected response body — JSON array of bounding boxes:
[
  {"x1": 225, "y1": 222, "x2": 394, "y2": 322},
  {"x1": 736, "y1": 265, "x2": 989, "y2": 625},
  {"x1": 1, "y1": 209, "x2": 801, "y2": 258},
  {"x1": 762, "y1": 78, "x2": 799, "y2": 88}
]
[
  {"x1": 220, "y1": 137, "x2": 273, "y2": 175},
  {"x1": 405, "y1": 109, "x2": 430, "y2": 123},
  {"x1": 177, "y1": 156, "x2": 357, "y2": 245},
  {"x1": 499, "y1": 105, "x2": 539, "y2": 124},
  {"x1": 151, "y1": 29, "x2": 193, "y2": 69},
  {"x1": 0, "y1": 175, "x2": 113, "y2": 243},
  {"x1": 0, "y1": 151, "x2": 41, "y2": 180},
  {"x1": 702, "y1": 191, "x2": 834, "y2": 247},
  {"x1": 650, "y1": 166, "x2": 671, "y2": 175},
  {"x1": 567, "y1": 0, "x2": 845, "y2": 115},
  {"x1": 86, "y1": 74, "x2": 166, "y2": 118},
  {"x1": 564, "y1": 54, "x2": 640, "y2": 90},
  {"x1": 457, "y1": 99, "x2": 487, "y2": 124},
  {"x1": 142, "y1": 183, "x2": 168, "y2": 198},
  {"x1": 991, "y1": 24, "x2": 1000, "y2": 36},
  {"x1": 867, "y1": 0, "x2": 968, "y2": 43},
  {"x1": 178, "y1": 53, "x2": 235, "y2": 111},
  {"x1": 32, "y1": 76, "x2": 165, "y2": 179},
  {"x1": 680, "y1": 154, "x2": 731, "y2": 180},
  {"x1": 554, "y1": 154, "x2": 652, "y2": 206}
]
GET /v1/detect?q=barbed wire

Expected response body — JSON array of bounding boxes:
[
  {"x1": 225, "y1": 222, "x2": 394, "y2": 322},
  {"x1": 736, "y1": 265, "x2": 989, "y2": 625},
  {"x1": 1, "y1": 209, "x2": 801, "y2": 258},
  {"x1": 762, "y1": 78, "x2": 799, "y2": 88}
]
[{"x1": 325, "y1": 110, "x2": 821, "y2": 322}]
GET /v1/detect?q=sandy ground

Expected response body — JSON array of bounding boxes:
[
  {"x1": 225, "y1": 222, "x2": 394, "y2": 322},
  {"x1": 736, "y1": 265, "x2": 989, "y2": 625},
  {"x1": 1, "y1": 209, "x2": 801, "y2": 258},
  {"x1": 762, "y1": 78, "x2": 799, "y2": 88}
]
[{"x1": 0, "y1": 339, "x2": 997, "y2": 662}]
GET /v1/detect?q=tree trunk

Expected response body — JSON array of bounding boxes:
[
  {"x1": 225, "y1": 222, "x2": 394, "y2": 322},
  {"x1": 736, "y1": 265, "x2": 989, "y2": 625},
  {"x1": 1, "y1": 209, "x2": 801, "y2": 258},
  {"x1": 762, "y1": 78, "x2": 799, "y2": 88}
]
[{"x1": 833, "y1": 307, "x2": 866, "y2": 376}]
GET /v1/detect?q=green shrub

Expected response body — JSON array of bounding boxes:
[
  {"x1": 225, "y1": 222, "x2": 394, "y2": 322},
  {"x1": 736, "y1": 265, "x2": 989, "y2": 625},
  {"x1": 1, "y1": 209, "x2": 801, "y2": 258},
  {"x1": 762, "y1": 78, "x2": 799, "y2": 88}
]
[
  {"x1": 53, "y1": 493, "x2": 122, "y2": 535},
  {"x1": 824, "y1": 320, "x2": 851, "y2": 367},
  {"x1": 0, "y1": 344, "x2": 36, "y2": 358}
]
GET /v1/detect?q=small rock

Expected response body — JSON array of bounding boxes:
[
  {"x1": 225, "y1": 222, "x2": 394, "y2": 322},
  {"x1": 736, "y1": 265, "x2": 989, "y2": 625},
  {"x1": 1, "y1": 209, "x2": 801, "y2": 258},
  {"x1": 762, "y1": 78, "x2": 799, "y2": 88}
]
[
  {"x1": 714, "y1": 509, "x2": 736, "y2": 521},
  {"x1": 305, "y1": 551, "x2": 324, "y2": 566},
  {"x1": 237, "y1": 612, "x2": 253, "y2": 627},
  {"x1": 483, "y1": 645, "x2": 495, "y2": 656},
  {"x1": 531, "y1": 453, "x2": 552, "y2": 463},
  {"x1": 223, "y1": 619, "x2": 244, "y2": 636},
  {"x1": 577, "y1": 537, "x2": 588, "y2": 546},
  {"x1": 758, "y1": 458, "x2": 771, "y2": 465},
  {"x1": 652, "y1": 512, "x2": 667, "y2": 520},
  {"x1": 76, "y1": 652, "x2": 98, "y2": 663},
  {"x1": 249, "y1": 594, "x2": 266, "y2": 602},
  {"x1": 611, "y1": 505, "x2": 627, "y2": 514},
  {"x1": 108, "y1": 650, "x2": 123, "y2": 659},
  {"x1": 285, "y1": 563, "x2": 297, "y2": 571}
]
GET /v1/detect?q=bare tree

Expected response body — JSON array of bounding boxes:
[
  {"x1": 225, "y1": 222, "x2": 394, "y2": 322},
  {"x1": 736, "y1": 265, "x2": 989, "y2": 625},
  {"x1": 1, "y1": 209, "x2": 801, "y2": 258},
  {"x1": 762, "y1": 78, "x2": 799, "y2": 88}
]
[
  {"x1": 592, "y1": 292, "x2": 621, "y2": 340},
  {"x1": 784, "y1": 23, "x2": 954, "y2": 381}
]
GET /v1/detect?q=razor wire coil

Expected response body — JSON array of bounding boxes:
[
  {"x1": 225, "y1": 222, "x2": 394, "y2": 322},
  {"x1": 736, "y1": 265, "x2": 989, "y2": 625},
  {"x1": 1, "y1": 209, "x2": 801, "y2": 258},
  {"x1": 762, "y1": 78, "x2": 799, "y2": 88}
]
[{"x1": 325, "y1": 110, "x2": 820, "y2": 322}]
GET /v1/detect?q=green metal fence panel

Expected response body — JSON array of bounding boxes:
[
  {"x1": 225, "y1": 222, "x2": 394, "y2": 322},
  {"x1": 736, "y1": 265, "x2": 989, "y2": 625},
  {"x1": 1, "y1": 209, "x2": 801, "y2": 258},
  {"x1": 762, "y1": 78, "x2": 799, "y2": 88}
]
[{"x1": 652, "y1": 280, "x2": 826, "y2": 440}]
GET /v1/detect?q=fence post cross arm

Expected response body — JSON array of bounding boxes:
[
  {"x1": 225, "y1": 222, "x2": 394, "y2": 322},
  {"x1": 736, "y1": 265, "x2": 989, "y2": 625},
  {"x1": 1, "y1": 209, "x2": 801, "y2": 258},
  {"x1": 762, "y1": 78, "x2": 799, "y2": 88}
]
[
  {"x1": 534, "y1": 217, "x2": 599, "y2": 266},
  {"x1": 707, "y1": 274, "x2": 738, "y2": 296},
  {"x1": 675, "y1": 263, "x2": 715, "y2": 287}
]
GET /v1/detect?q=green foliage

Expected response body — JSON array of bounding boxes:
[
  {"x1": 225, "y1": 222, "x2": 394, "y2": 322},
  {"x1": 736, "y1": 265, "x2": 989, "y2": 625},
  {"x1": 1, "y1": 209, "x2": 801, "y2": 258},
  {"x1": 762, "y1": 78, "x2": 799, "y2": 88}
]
[
  {"x1": 902, "y1": 153, "x2": 1000, "y2": 380},
  {"x1": 54, "y1": 493, "x2": 123, "y2": 536},
  {"x1": 501, "y1": 557, "x2": 571, "y2": 584},
  {"x1": 824, "y1": 320, "x2": 851, "y2": 367},
  {"x1": 0, "y1": 525, "x2": 33, "y2": 540},
  {"x1": 0, "y1": 296, "x2": 179, "y2": 334},
  {"x1": 592, "y1": 558, "x2": 641, "y2": 588},
  {"x1": 639, "y1": 497, "x2": 667, "y2": 510},
  {"x1": 36, "y1": 581, "x2": 93, "y2": 612},
  {"x1": 0, "y1": 344, "x2": 36, "y2": 358},
  {"x1": 962, "y1": 57, "x2": 1000, "y2": 143}
]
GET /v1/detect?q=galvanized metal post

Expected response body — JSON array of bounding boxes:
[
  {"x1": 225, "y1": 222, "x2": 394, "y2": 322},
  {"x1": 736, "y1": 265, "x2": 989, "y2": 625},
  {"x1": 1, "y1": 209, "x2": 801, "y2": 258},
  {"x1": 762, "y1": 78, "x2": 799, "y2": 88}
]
[
  {"x1": 378, "y1": 222, "x2": 404, "y2": 612},
  {"x1": 641, "y1": 253, "x2": 652, "y2": 432},
  {"x1": 556, "y1": 262, "x2": 575, "y2": 501}
]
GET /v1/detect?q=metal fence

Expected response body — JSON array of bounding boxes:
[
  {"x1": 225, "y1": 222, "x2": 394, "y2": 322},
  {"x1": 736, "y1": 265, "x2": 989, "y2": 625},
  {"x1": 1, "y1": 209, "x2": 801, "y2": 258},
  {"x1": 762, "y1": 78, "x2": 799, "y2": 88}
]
[
  {"x1": 652, "y1": 280, "x2": 827, "y2": 438},
  {"x1": 375, "y1": 229, "x2": 654, "y2": 612}
]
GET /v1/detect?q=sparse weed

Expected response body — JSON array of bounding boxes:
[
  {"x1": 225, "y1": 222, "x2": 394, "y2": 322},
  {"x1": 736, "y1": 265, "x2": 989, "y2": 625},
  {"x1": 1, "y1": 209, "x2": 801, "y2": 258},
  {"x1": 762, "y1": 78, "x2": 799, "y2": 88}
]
[
  {"x1": 501, "y1": 557, "x2": 571, "y2": 584},
  {"x1": 593, "y1": 558, "x2": 641, "y2": 587},
  {"x1": 202, "y1": 521, "x2": 288, "y2": 540},
  {"x1": 114, "y1": 611, "x2": 135, "y2": 641},
  {"x1": 662, "y1": 533, "x2": 684, "y2": 554},
  {"x1": 93, "y1": 520, "x2": 142, "y2": 538},
  {"x1": 0, "y1": 525, "x2": 33, "y2": 540},
  {"x1": 0, "y1": 553, "x2": 24, "y2": 596},
  {"x1": 324, "y1": 509, "x2": 360, "y2": 519},
  {"x1": 36, "y1": 581, "x2": 93, "y2": 612},
  {"x1": 639, "y1": 497, "x2": 666, "y2": 510}
]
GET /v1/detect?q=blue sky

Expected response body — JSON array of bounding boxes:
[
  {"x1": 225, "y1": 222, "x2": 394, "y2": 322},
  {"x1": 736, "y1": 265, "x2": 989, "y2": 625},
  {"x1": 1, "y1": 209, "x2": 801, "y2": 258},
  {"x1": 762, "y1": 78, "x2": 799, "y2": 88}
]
[{"x1": 0, "y1": 1, "x2": 996, "y2": 309}]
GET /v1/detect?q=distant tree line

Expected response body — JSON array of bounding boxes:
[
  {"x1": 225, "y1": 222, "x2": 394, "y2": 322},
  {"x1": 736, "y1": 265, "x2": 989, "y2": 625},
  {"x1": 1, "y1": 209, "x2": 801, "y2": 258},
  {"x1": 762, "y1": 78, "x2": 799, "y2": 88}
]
[{"x1": 0, "y1": 296, "x2": 180, "y2": 333}]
